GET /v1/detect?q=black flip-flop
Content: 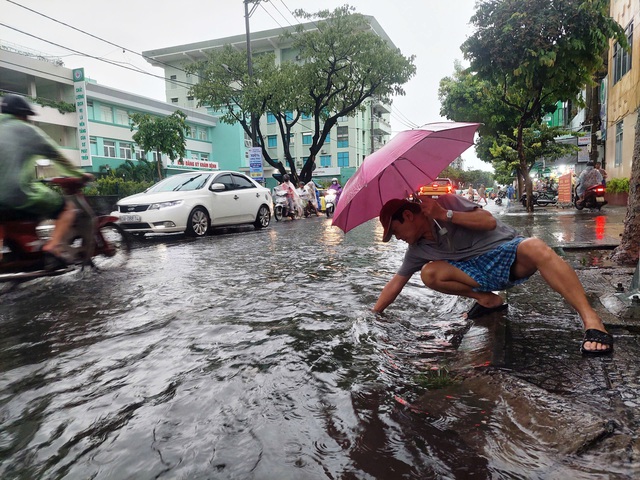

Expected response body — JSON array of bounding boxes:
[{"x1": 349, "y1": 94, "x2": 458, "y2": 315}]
[
  {"x1": 580, "y1": 329, "x2": 614, "y2": 356},
  {"x1": 466, "y1": 302, "x2": 508, "y2": 319}
]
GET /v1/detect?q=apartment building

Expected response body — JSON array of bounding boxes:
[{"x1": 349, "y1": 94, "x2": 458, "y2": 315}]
[
  {"x1": 605, "y1": 0, "x2": 638, "y2": 181},
  {"x1": 142, "y1": 18, "x2": 394, "y2": 184},
  {"x1": 0, "y1": 44, "x2": 247, "y2": 176}
]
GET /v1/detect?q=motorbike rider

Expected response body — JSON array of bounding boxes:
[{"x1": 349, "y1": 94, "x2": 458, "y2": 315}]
[
  {"x1": 575, "y1": 161, "x2": 603, "y2": 205},
  {"x1": 327, "y1": 177, "x2": 343, "y2": 202},
  {"x1": 297, "y1": 181, "x2": 319, "y2": 216},
  {"x1": 279, "y1": 174, "x2": 300, "y2": 219},
  {"x1": 0, "y1": 94, "x2": 91, "y2": 264}
]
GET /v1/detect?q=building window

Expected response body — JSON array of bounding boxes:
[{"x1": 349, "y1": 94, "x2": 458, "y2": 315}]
[
  {"x1": 99, "y1": 105, "x2": 112, "y2": 123},
  {"x1": 325, "y1": 132, "x2": 330, "y2": 143},
  {"x1": 170, "y1": 74, "x2": 177, "y2": 89},
  {"x1": 302, "y1": 133, "x2": 312, "y2": 145},
  {"x1": 171, "y1": 98, "x2": 178, "y2": 103},
  {"x1": 152, "y1": 151, "x2": 162, "y2": 162},
  {"x1": 337, "y1": 126, "x2": 349, "y2": 148},
  {"x1": 615, "y1": 121, "x2": 623, "y2": 167},
  {"x1": 337, "y1": 151, "x2": 349, "y2": 167},
  {"x1": 267, "y1": 135, "x2": 277, "y2": 148},
  {"x1": 267, "y1": 112, "x2": 276, "y2": 124},
  {"x1": 198, "y1": 128, "x2": 207, "y2": 141},
  {"x1": 87, "y1": 101, "x2": 94, "y2": 120},
  {"x1": 119, "y1": 142, "x2": 132, "y2": 159},
  {"x1": 103, "y1": 140, "x2": 116, "y2": 157},
  {"x1": 301, "y1": 113, "x2": 312, "y2": 120},
  {"x1": 613, "y1": 22, "x2": 633, "y2": 84},
  {"x1": 201, "y1": 153, "x2": 209, "y2": 162},
  {"x1": 115, "y1": 108, "x2": 129, "y2": 125},
  {"x1": 320, "y1": 155, "x2": 331, "y2": 167},
  {"x1": 90, "y1": 137, "x2": 97, "y2": 155},
  {"x1": 285, "y1": 111, "x2": 293, "y2": 122},
  {"x1": 135, "y1": 147, "x2": 146, "y2": 161}
]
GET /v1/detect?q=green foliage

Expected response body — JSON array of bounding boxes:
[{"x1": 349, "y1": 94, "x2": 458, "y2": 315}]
[
  {"x1": 439, "y1": 165, "x2": 495, "y2": 188},
  {"x1": 129, "y1": 111, "x2": 187, "y2": 180},
  {"x1": 187, "y1": 5, "x2": 415, "y2": 183},
  {"x1": 0, "y1": 90, "x2": 76, "y2": 114},
  {"x1": 606, "y1": 177, "x2": 629, "y2": 194},
  {"x1": 84, "y1": 177, "x2": 154, "y2": 198},
  {"x1": 413, "y1": 367, "x2": 456, "y2": 390}
]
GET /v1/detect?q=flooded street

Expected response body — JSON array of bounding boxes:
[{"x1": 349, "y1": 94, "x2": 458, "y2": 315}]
[{"x1": 0, "y1": 204, "x2": 635, "y2": 479}]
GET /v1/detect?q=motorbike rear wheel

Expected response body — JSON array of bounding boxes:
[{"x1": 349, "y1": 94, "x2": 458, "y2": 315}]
[
  {"x1": 325, "y1": 204, "x2": 334, "y2": 218},
  {"x1": 92, "y1": 223, "x2": 131, "y2": 270}
]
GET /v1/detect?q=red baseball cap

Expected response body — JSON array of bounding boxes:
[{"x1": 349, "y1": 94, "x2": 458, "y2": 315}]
[{"x1": 379, "y1": 198, "x2": 413, "y2": 242}]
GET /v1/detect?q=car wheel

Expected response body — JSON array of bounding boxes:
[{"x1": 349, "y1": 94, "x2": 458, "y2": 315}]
[
  {"x1": 185, "y1": 207, "x2": 210, "y2": 237},
  {"x1": 254, "y1": 205, "x2": 271, "y2": 229}
]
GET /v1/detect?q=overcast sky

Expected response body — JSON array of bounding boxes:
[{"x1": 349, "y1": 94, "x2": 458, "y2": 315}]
[{"x1": 2, "y1": 0, "x2": 491, "y2": 170}]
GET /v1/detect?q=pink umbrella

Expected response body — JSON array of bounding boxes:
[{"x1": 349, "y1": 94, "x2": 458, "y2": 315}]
[{"x1": 332, "y1": 122, "x2": 480, "y2": 234}]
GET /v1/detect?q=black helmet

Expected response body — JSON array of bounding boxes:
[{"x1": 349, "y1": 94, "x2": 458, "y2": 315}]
[
  {"x1": 1, "y1": 94, "x2": 36, "y2": 116},
  {"x1": 283, "y1": 174, "x2": 290, "y2": 182}
]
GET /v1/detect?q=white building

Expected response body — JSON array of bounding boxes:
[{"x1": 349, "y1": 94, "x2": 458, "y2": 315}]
[
  {"x1": 142, "y1": 18, "x2": 394, "y2": 184},
  {"x1": 0, "y1": 44, "x2": 249, "y2": 176}
]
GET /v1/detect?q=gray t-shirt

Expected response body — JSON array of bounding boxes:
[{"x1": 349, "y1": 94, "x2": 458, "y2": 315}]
[{"x1": 397, "y1": 195, "x2": 521, "y2": 277}]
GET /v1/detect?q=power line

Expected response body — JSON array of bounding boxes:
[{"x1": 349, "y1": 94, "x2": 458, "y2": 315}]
[
  {"x1": 5, "y1": 0, "x2": 202, "y2": 86},
  {"x1": 0, "y1": 22, "x2": 193, "y2": 91}
]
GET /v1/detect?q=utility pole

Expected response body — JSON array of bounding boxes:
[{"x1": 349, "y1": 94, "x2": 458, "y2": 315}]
[{"x1": 244, "y1": 0, "x2": 261, "y2": 147}]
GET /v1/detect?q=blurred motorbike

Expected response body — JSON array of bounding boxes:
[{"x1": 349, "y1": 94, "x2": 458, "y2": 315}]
[
  {"x1": 575, "y1": 184, "x2": 607, "y2": 210},
  {"x1": 494, "y1": 190, "x2": 507, "y2": 206},
  {"x1": 324, "y1": 190, "x2": 338, "y2": 217},
  {"x1": 273, "y1": 190, "x2": 301, "y2": 221},
  {"x1": 0, "y1": 176, "x2": 131, "y2": 285}
]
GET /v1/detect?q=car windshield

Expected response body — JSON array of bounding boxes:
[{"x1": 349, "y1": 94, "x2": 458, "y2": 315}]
[
  {"x1": 146, "y1": 174, "x2": 211, "y2": 193},
  {"x1": 434, "y1": 179, "x2": 451, "y2": 186}
]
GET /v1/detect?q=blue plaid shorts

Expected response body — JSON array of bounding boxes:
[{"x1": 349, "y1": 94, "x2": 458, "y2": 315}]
[{"x1": 446, "y1": 237, "x2": 530, "y2": 292}]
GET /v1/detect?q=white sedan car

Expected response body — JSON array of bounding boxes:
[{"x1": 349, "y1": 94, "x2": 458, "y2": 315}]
[{"x1": 116, "y1": 171, "x2": 273, "y2": 237}]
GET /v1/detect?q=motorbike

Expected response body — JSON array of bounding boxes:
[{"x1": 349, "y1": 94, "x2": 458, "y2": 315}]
[
  {"x1": 302, "y1": 197, "x2": 319, "y2": 217},
  {"x1": 494, "y1": 190, "x2": 507, "y2": 206},
  {"x1": 575, "y1": 184, "x2": 607, "y2": 210},
  {"x1": 273, "y1": 190, "x2": 300, "y2": 221},
  {"x1": 324, "y1": 189, "x2": 339, "y2": 217},
  {"x1": 521, "y1": 189, "x2": 558, "y2": 207},
  {"x1": 0, "y1": 177, "x2": 131, "y2": 285}
]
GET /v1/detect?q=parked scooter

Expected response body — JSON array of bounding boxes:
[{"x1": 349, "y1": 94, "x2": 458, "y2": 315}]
[
  {"x1": 521, "y1": 189, "x2": 558, "y2": 207},
  {"x1": 494, "y1": 190, "x2": 507, "y2": 206},
  {"x1": 0, "y1": 177, "x2": 131, "y2": 285},
  {"x1": 273, "y1": 190, "x2": 301, "y2": 221},
  {"x1": 324, "y1": 190, "x2": 338, "y2": 217},
  {"x1": 575, "y1": 184, "x2": 607, "y2": 210}
]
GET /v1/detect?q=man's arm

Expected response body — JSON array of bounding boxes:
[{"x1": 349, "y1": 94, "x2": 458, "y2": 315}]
[
  {"x1": 418, "y1": 195, "x2": 497, "y2": 231},
  {"x1": 373, "y1": 274, "x2": 411, "y2": 313}
]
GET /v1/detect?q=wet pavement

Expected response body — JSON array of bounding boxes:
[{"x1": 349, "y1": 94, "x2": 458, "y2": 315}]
[{"x1": 1, "y1": 199, "x2": 639, "y2": 479}]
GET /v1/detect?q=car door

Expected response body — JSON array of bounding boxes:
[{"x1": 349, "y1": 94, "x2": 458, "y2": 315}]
[
  {"x1": 208, "y1": 173, "x2": 243, "y2": 226},
  {"x1": 230, "y1": 173, "x2": 261, "y2": 222}
]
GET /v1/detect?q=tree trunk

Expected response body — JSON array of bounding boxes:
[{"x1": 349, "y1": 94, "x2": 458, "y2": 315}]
[
  {"x1": 611, "y1": 109, "x2": 640, "y2": 265},
  {"x1": 156, "y1": 148, "x2": 163, "y2": 180},
  {"x1": 517, "y1": 124, "x2": 535, "y2": 212}
]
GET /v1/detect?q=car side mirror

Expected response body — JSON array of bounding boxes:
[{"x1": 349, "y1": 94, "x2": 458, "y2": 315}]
[{"x1": 210, "y1": 183, "x2": 226, "y2": 191}]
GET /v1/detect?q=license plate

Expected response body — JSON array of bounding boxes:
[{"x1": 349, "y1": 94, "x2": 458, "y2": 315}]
[
  {"x1": 596, "y1": 197, "x2": 605, "y2": 202},
  {"x1": 432, "y1": 195, "x2": 439, "y2": 199},
  {"x1": 119, "y1": 214, "x2": 141, "y2": 222}
]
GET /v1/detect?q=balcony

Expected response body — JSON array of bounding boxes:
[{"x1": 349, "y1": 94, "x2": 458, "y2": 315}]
[
  {"x1": 372, "y1": 116, "x2": 391, "y2": 135},
  {"x1": 371, "y1": 98, "x2": 391, "y2": 114}
]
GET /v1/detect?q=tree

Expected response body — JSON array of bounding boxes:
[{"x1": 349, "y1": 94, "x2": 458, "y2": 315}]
[
  {"x1": 129, "y1": 111, "x2": 188, "y2": 180},
  {"x1": 461, "y1": 0, "x2": 625, "y2": 211},
  {"x1": 188, "y1": 5, "x2": 415, "y2": 183},
  {"x1": 611, "y1": 109, "x2": 640, "y2": 265}
]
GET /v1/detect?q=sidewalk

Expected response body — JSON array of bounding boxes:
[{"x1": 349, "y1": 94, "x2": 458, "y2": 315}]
[{"x1": 455, "y1": 201, "x2": 640, "y2": 471}]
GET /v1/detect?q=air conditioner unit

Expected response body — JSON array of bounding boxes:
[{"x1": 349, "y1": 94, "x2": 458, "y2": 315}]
[{"x1": 244, "y1": 139, "x2": 253, "y2": 149}]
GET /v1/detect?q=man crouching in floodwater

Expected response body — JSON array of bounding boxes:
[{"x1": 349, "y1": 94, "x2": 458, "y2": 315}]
[{"x1": 372, "y1": 195, "x2": 612, "y2": 356}]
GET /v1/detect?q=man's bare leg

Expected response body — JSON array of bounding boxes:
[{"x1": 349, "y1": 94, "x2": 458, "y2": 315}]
[
  {"x1": 42, "y1": 201, "x2": 75, "y2": 255},
  {"x1": 421, "y1": 261, "x2": 504, "y2": 308},
  {"x1": 512, "y1": 238, "x2": 610, "y2": 352}
]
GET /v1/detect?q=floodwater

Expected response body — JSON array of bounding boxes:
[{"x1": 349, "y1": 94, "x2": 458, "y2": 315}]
[{"x1": 0, "y1": 203, "x2": 633, "y2": 479}]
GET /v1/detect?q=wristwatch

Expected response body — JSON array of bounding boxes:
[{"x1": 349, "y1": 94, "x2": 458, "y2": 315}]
[{"x1": 446, "y1": 209, "x2": 454, "y2": 220}]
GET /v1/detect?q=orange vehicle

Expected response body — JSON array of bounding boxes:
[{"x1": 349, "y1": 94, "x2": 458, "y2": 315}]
[{"x1": 418, "y1": 178, "x2": 454, "y2": 197}]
